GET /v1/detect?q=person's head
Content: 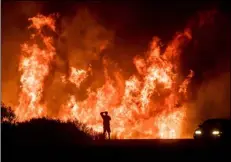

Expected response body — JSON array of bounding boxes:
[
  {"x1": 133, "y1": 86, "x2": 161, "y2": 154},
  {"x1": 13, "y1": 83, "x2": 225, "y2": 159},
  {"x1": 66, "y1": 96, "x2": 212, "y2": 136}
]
[{"x1": 105, "y1": 111, "x2": 108, "y2": 115}]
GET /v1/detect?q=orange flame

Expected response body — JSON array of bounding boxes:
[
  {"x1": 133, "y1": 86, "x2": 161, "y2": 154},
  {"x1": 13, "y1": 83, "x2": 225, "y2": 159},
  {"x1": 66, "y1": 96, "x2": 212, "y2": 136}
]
[
  {"x1": 68, "y1": 67, "x2": 89, "y2": 88},
  {"x1": 15, "y1": 14, "x2": 57, "y2": 121},
  {"x1": 15, "y1": 14, "x2": 194, "y2": 139}
]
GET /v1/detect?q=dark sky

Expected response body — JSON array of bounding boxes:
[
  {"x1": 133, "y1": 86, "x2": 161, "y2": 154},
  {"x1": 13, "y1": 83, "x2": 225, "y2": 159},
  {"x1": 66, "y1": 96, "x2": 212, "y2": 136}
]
[{"x1": 42, "y1": 0, "x2": 229, "y2": 37}]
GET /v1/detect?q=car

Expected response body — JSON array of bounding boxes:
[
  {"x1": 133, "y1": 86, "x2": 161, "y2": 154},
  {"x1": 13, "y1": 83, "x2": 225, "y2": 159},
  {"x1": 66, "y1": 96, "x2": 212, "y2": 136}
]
[{"x1": 194, "y1": 118, "x2": 231, "y2": 140}]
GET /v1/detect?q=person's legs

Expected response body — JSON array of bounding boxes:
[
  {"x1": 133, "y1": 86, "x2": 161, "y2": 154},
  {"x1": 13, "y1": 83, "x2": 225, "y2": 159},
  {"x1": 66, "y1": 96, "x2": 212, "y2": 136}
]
[
  {"x1": 103, "y1": 129, "x2": 106, "y2": 139},
  {"x1": 106, "y1": 129, "x2": 111, "y2": 139},
  {"x1": 108, "y1": 131, "x2": 111, "y2": 140}
]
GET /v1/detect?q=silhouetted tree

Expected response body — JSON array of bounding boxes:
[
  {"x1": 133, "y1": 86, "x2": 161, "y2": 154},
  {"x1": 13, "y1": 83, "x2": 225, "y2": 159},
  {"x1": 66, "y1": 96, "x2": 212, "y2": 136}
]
[{"x1": 1, "y1": 102, "x2": 15, "y2": 123}]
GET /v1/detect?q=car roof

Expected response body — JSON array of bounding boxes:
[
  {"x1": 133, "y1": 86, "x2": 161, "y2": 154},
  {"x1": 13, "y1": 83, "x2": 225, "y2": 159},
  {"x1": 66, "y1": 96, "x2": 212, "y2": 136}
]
[{"x1": 203, "y1": 118, "x2": 230, "y2": 124}]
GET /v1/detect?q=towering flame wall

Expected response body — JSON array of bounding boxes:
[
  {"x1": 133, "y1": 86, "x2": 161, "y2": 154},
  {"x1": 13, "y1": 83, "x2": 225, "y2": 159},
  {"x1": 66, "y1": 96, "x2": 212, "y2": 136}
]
[{"x1": 14, "y1": 13, "x2": 194, "y2": 139}]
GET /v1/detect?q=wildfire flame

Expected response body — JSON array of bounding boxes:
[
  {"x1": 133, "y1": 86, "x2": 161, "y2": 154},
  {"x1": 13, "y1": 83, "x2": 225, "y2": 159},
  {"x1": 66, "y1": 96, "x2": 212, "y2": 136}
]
[
  {"x1": 15, "y1": 14, "x2": 57, "y2": 121},
  {"x1": 14, "y1": 13, "x2": 194, "y2": 139}
]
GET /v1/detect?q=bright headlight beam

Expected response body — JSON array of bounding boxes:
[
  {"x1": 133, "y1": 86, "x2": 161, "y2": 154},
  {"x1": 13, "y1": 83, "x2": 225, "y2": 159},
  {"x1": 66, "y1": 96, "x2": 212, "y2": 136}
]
[
  {"x1": 195, "y1": 130, "x2": 202, "y2": 135},
  {"x1": 212, "y1": 130, "x2": 220, "y2": 135}
]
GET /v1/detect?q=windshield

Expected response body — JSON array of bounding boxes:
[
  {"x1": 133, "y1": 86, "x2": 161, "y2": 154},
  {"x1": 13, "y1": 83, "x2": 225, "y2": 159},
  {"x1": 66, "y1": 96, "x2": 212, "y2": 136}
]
[{"x1": 202, "y1": 119, "x2": 224, "y2": 128}]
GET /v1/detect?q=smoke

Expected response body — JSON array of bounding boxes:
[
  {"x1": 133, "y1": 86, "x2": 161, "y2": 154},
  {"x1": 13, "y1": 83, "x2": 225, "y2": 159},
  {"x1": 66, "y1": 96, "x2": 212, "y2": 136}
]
[
  {"x1": 43, "y1": 8, "x2": 114, "y2": 116},
  {"x1": 58, "y1": 8, "x2": 114, "y2": 68},
  {"x1": 183, "y1": 72, "x2": 230, "y2": 137},
  {"x1": 181, "y1": 9, "x2": 231, "y2": 137},
  {"x1": 196, "y1": 72, "x2": 230, "y2": 119}
]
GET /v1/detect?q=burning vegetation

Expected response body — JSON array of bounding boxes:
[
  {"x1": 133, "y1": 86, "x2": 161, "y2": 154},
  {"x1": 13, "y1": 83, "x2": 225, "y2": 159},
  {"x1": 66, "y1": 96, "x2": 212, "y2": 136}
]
[
  {"x1": 2, "y1": 5, "x2": 229, "y2": 139},
  {"x1": 7, "y1": 13, "x2": 193, "y2": 139}
]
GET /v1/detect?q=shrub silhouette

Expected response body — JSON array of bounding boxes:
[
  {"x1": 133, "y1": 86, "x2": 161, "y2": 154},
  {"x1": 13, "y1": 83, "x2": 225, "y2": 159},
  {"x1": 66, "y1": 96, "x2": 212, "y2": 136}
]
[
  {"x1": 16, "y1": 118, "x2": 91, "y2": 143},
  {"x1": 1, "y1": 102, "x2": 15, "y2": 123},
  {"x1": 2, "y1": 118, "x2": 94, "y2": 145},
  {"x1": 1, "y1": 102, "x2": 94, "y2": 145},
  {"x1": 1, "y1": 103, "x2": 106, "y2": 145}
]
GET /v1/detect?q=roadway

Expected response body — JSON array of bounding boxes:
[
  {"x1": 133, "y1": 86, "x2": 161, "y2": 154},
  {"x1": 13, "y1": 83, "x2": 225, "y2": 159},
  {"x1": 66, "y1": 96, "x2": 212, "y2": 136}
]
[{"x1": 3, "y1": 139, "x2": 231, "y2": 161}]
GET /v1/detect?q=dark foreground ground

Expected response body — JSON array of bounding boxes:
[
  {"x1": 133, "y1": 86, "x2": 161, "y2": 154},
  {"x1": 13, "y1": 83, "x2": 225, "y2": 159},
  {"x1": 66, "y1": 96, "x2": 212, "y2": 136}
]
[{"x1": 3, "y1": 139, "x2": 231, "y2": 161}]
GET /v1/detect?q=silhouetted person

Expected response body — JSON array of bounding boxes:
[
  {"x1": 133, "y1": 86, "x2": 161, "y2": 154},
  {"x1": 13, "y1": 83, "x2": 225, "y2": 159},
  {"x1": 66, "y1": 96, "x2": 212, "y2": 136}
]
[{"x1": 100, "y1": 111, "x2": 111, "y2": 139}]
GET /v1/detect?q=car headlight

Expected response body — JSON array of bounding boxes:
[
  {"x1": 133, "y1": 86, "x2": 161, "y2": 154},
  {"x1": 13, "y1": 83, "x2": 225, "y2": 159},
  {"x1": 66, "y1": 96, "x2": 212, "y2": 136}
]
[
  {"x1": 195, "y1": 130, "x2": 202, "y2": 135},
  {"x1": 212, "y1": 130, "x2": 221, "y2": 136}
]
